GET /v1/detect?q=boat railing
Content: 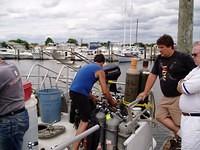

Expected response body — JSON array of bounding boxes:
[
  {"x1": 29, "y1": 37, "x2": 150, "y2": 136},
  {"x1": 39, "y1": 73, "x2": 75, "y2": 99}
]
[
  {"x1": 50, "y1": 125, "x2": 100, "y2": 150},
  {"x1": 25, "y1": 63, "x2": 74, "y2": 93}
]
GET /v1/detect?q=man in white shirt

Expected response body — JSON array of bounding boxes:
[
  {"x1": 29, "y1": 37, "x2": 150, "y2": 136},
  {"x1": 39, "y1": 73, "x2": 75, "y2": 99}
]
[{"x1": 177, "y1": 41, "x2": 200, "y2": 150}]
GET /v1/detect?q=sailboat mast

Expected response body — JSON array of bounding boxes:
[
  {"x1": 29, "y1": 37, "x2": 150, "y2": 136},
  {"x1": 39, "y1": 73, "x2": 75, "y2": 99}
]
[
  {"x1": 129, "y1": 0, "x2": 133, "y2": 48},
  {"x1": 135, "y1": 18, "x2": 138, "y2": 45},
  {"x1": 123, "y1": 0, "x2": 127, "y2": 49}
]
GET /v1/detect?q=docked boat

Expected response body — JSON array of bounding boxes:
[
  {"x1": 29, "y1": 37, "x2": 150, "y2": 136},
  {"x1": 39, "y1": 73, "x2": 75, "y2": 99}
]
[
  {"x1": 0, "y1": 47, "x2": 16, "y2": 59},
  {"x1": 21, "y1": 59, "x2": 157, "y2": 150},
  {"x1": 19, "y1": 51, "x2": 33, "y2": 59},
  {"x1": 113, "y1": 47, "x2": 141, "y2": 63}
]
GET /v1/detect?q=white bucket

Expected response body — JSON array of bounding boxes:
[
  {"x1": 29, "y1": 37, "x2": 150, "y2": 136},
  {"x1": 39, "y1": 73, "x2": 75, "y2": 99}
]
[{"x1": 23, "y1": 95, "x2": 38, "y2": 150}]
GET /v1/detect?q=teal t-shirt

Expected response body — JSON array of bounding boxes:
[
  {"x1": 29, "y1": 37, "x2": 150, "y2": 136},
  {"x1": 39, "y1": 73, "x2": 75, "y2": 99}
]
[{"x1": 70, "y1": 63, "x2": 102, "y2": 96}]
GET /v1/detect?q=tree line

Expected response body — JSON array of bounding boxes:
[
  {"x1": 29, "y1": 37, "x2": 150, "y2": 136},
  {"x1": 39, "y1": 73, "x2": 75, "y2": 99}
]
[{"x1": 0, "y1": 37, "x2": 155, "y2": 49}]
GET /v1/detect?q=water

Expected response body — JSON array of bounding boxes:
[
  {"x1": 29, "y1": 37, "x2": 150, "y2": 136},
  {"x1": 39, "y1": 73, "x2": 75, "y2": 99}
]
[{"x1": 6, "y1": 59, "x2": 170, "y2": 149}]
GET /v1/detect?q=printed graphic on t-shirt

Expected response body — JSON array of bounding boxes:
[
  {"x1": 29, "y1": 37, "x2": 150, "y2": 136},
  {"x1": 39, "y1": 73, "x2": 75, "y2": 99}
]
[
  {"x1": 161, "y1": 65, "x2": 168, "y2": 81},
  {"x1": 9, "y1": 69, "x2": 20, "y2": 86},
  {"x1": 14, "y1": 70, "x2": 18, "y2": 76},
  {"x1": 160, "y1": 62, "x2": 177, "y2": 82}
]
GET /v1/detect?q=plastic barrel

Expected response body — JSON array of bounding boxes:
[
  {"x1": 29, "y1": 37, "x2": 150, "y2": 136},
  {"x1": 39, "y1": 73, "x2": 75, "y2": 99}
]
[{"x1": 37, "y1": 88, "x2": 62, "y2": 123}]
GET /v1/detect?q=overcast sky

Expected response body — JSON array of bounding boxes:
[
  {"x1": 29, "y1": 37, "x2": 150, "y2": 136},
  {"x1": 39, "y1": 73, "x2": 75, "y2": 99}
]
[{"x1": 0, "y1": 0, "x2": 199, "y2": 44}]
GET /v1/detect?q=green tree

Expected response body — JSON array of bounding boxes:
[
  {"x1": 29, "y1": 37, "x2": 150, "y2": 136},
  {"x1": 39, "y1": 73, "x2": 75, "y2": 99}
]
[
  {"x1": 9, "y1": 39, "x2": 30, "y2": 49},
  {"x1": 45, "y1": 37, "x2": 54, "y2": 45},
  {"x1": 67, "y1": 38, "x2": 78, "y2": 45},
  {"x1": 0, "y1": 41, "x2": 8, "y2": 48}
]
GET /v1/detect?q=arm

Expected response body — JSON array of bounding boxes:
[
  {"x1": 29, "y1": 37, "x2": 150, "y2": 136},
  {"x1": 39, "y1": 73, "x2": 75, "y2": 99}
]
[
  {"x1": 137, "y1": 73, "x2": 157, "y2": 99},
  {"x1": 96, "y1": 70, "x2": 117, "y2": 106},
  {"x1": 177, "y1": 69, "x2": 200, "y2": 95},
  {"x1": 177, "y1": 79, "x2": 184, "y2": 94}
]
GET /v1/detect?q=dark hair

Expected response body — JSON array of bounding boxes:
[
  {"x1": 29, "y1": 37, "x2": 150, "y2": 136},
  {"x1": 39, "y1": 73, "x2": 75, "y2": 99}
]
[
  {"x1": 94, "y1": 54, "x2": 105, "y2": 63},
  {"x1": 156, "y1": 34, "x2": 174, "y2": 49}
]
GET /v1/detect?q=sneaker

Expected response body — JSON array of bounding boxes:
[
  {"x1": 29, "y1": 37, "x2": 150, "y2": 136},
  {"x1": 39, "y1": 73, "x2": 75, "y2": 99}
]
[
  {"x1": 176, "y1": 136, "x2": 181, "y2": 149},
  {"x1": 169, "y1": 137, "x2": 181, "y2": 150},
  {"x1": 169, "y1": 138, "x2": 177, "y2": 150}
]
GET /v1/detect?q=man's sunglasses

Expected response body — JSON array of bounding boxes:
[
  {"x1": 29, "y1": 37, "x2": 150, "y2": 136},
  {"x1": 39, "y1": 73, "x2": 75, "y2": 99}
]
[{"x1": 191, "y1": 53, "x2": 199, "y2": 57}]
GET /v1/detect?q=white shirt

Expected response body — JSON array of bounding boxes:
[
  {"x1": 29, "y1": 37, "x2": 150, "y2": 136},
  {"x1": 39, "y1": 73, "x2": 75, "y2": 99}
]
[{"x1": 179, "y1": 66, "x2": 200, "y2": 113}]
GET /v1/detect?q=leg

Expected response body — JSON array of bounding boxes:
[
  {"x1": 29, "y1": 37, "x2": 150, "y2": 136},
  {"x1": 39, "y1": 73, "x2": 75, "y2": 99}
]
[
  {"x1": 12, "y1": 110, "x2": 29, "y2": 150},
  {"x1": 156, "y1": 96, "x2": 181, "y2": 136},
  {"x1": 0, "y1": 110, "x2": 29, "y2": 150},
  {"x1": 181, "y1": 116, "x2": 200, "y2": 149},
  {"x1": 73, "y1": 121, "x2": 88, "y2": 150},
  {"x1": 157, "y1": 117, "x2": 179, "y2": 135},
  {"x1": 168, "y1": 96, "x2": 181, "y2": 137},
  {"x1": 0, "y1": 118, "x2": 13, "y2": 150},
  {"x1": 70, "y1": 91, "x2": 92, "y2": 150}
]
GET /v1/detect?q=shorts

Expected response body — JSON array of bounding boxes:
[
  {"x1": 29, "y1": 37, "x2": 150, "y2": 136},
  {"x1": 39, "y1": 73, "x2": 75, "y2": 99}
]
[
  {"x1": 69, "y1": 91, "x2": 92, "y2": 122},
  {"x1": 156, "y1": 96, "x2": 181, "y2": 126}
]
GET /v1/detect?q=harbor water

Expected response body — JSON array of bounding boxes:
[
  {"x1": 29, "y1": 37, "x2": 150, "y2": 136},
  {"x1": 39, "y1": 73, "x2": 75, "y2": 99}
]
[{"x1": 6, "y1": 59, "x2": 170, "y2": 150}]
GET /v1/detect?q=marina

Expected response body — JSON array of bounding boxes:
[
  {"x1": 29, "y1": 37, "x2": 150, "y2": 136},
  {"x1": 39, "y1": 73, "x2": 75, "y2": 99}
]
[
  {"x1": 1, "y1": 0, "x2": 199, "y2": 149},
  {"x1": 0, "y1": 43, "x2": 159, "y2": 63}
]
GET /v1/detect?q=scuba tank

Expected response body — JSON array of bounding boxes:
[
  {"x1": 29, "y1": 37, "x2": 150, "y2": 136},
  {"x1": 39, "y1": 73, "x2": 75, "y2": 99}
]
[
  {"x1": 118, "y1": 120, "x2": 139, "y2": 150},
  {"x1": 124, "y1": 58, "x2": 140, "y2": 102},
  {"x1": 105, "y1": 114, "x2": 121, "y2": 150},
  {"x1": 96, "y1": 111, "x2": 106, "y2": 150}
]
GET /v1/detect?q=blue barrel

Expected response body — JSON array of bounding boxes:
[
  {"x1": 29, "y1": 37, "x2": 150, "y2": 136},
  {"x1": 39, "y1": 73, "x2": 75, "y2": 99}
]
[{"x1": 37, "y1": 88, "x2": 62, "y2": 123}]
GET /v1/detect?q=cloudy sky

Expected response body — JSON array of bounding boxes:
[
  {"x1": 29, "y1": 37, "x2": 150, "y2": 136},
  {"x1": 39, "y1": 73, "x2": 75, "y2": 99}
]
[{"x1": 0, "y1": 0, "x2": 199, "y2": 44}]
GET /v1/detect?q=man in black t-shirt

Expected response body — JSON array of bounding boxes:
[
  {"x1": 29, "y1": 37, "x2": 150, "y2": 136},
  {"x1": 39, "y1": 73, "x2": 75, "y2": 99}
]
[{"x1": 137, "y1": 34, "x2": 195, "y2": 140}]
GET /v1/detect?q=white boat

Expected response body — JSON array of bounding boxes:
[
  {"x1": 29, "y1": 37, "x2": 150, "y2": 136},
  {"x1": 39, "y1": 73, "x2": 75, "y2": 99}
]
[
  {"x1": 6, "y1": 43, "x2": 33, "y2": 59},
  {"x1": 32, "y1": 45, "x2": 57, "y2": 60},
  {"x1": 21, "y1": 62, "x2": 157, "y2": 150},
  {"x1": 113, "y1": 47, "x2": 141, "y2": 63},
  {"x1": 32, "y1": 46, "x2": 42, "y2": 60},
  {"x1": 0, "y1": 47, "x2": 16, "y2": 59},
  {"x1": 19, "y1": 51, "x2": 33, "y2": 59}
]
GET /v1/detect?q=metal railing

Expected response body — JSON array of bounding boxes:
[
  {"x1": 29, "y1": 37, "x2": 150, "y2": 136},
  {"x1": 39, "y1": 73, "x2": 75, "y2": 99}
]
[
  {"x1": 50, "y1": 125, "x2": 100, "y2": 150},
  {"x1": 25, "y1": 63, "x2": 73, "y2": 93}
]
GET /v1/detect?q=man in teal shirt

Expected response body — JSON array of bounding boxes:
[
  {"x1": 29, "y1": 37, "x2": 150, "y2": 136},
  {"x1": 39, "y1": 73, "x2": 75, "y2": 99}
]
[{"x1": 70, "y1": 54, "x2": 117, "y2": 150}]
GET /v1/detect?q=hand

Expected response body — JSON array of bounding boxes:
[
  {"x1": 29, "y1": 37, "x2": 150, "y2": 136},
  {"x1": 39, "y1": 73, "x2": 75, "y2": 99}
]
[
  {"x1": 137, "y1": 92, "x2": 148, "y2": 100},
  {"x1": 177, "y1": 79, "x2": 184, "y2": 93},
  {"x1": 110, "y1": 98, "x2": 118, "y2": 107}
]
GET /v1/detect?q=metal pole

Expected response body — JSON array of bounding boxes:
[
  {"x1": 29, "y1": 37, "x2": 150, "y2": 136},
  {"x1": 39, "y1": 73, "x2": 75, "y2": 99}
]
[{"x1": 52, "y1": 125, "x2": 100, "y2": 150}]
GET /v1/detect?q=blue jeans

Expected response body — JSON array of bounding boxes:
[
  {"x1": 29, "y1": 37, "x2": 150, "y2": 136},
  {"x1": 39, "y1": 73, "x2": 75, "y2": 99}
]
[{"x1": 0, "y1": 109, "x2": 29, "y2": 150}]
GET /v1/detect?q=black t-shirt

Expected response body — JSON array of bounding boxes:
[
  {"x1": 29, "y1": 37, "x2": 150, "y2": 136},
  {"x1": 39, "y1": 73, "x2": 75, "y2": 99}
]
[{"x1": 151, "y1": 51, "x2": 196, "y2": 97}]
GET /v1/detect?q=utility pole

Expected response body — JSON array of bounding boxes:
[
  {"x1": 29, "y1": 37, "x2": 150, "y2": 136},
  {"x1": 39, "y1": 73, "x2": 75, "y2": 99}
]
[{"x1": 177, "y1": 0, "x2": 194, "y2": 53}]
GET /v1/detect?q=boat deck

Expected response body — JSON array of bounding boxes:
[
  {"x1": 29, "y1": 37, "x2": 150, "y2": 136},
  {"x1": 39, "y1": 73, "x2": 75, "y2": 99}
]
[{"x1": 38, "y1": 113, "x2": 76, "y2": 150}]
